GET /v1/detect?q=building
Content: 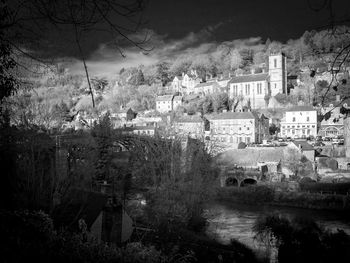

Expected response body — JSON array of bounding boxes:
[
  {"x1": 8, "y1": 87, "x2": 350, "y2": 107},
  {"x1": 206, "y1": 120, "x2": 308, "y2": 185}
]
[
  {"x1": 205, "y1": 111, "x2": 269, "y2": 145},
  {"x1": 319, "y1": 96, "x2": 346, "y2": 138},
  {"x1": 171, "y1": 70, "x2": 201, "y2": 95},
  {"x1": 227, "y1": 53, "x2": 287, "y2": 109},
  {"x1": 193, "y1": 81, "x2": 221, "y2": 95},
  {"x1": 52, "y1": 189, "x2": 133, "y2": 244},
  {"x1": 174, "y1": 114, "x2": 205, "y2": 138},
  {"x1": 132, "y1": 126, "x2": 156, "y2": 136},
  {"x1": 173, "y1": 96, "x2": 183, "y2": 110},
  {"x1": 156, "y1": 95, "x2": 174, "y2": 113},
  {"x1": 111, "y1": 108, "x2": 136, "y2": 121},
  {"x1": 155, "y1": 95, "x2": 183, "y2": 113},
  {"x1": 280, "y1": 106, "x2": 317, "y2": 138},
  {"x1": 292, "y1": 140, "x2": 315, "y2": 162}
]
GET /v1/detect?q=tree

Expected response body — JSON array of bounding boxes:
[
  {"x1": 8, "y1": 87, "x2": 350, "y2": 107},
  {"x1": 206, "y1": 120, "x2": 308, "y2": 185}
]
[{"x1": 2, "y1": 0, "x2": 149, "y2": 108}]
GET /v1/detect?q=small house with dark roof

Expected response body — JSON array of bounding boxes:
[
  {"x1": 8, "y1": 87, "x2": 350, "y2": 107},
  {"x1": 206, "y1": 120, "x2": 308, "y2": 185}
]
[
  {"x1": 280, "y1": 105, "x2": 317, "y2": 139},
  {"x1": 292, "y1": 140, "x2": 315, "y2": 162},
  {"x1": 174, "y1": 114, "x2": 205, "y2": 138},
  {"x1": 205, "y1": 111, "x2": 269, "y2": 146},
  {"x1": 52, "y1": 189, "x2": 133, "y2": 244},
  {"x1": 111, "y1": 108, "x2": 136, "y2": 121}
]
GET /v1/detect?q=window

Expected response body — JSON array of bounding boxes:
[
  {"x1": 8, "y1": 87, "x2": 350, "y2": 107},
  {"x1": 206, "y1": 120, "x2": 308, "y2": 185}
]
[
  {"x1": 245, "y1": 84, "x2": 250, "y2": 95},
  {"x1": 292, "y1": 129, "x2": 295, "y2": 134},
  {"x1": 274, "y1": 58, "x2": 277, "y2": 68},
  {"x1": 274, "y1": 83, "x2": 277, "y2": 90},
  {"x1": 307, "y1": 117, "x2": 310, "y2": 122},
  {"x1": 239, "y1": 127, "x2": 242, "y2": 131},
  {"x1": 257, "y1": 83, "x2": 262, "y2": 94},
  {"x1": 247, "y1": 127, "x2": 250, "y2": 131},
  {"x1": 230, "y1": 136, "x2": 233, "y2": 143},
  {"x1": 246, "y1": 137, "x2": 251, "y2": 144},
  {"x1": 293, "y1": 117, "x2": 296, "y2": 122}
]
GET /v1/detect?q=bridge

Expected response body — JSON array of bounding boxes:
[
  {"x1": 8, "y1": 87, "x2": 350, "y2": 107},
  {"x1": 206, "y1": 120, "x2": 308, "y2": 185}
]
[{"x1": 219, "y1": 166, "x2": 260, "y2": 187}]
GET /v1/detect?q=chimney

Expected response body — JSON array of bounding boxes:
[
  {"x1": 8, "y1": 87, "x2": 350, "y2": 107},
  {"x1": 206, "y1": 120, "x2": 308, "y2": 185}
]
[{"x1": 336, "y1": 95, "x2": 340, "y2": 102}]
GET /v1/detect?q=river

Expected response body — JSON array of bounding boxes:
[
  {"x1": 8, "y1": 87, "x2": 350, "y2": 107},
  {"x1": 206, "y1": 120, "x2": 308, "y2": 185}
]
[{"x1": 204, "y1": 201, "x2": 350, "y2": 251}]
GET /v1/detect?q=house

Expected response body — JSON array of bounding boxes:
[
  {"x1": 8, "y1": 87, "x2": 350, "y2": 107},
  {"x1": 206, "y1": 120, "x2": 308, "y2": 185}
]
[
  {"x1": 174, "y1": 114, "x2": 205, "y2": 138},
  {"x1": 171, "y1": 70, "x2": 201, "y2": 95},
  {"x1": 193, "y1": 81, "x2": 221, "y2": 95},
  {"x1": 228, "y1": 52, "x2": 287, "y2": 109},
  {"x1": 216, "y1": 147, "x2": 284, "y2": 174},
  {"x1": 205, "y1": 111, "x2": 269, "y2": 145},
  {"x1": 173, "y1": 96, "x2": 183, "y2": 110},
  {"x1": 156, "y1": 95, "x2": 174, "y2": 113},
  {"x1": 318, "y1": 96, "x2": 346, "y2": 138},
  {"x1": 280, "y1": 106, "x2": 318, "y2": 138},
  {"x1": 52, "y1": 189, "x2": 133, "y2": 244},
  {"x1": 132, "y1": 126, "x2": 157, "y2": 136},
  {"x1": 292, "y1": 140, "x2": 315, "y2": 162},
  {"x1": 111, "y1": 108, "x2": 136, "y2": 121}
]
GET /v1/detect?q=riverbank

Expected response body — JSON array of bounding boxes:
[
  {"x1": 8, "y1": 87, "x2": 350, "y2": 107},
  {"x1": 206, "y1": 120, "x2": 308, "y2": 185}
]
[{"x1": 216, "y1": 185, "x2": 350, "y2": 211}]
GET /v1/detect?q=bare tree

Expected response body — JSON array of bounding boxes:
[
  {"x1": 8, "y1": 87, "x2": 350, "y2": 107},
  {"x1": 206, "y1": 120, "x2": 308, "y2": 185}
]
[{"x1": 2, "y1": 0, "x2": 151, "y2": 107}]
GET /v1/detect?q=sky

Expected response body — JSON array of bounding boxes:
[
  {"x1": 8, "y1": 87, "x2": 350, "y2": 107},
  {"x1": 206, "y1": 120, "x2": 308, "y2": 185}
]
[{"x1": 47, "y1": 0, "x2": 350, "y2": 77}]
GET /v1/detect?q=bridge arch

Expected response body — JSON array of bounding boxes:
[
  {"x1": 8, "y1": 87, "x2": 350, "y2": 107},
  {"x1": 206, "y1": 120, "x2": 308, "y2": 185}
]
[
  {"x1": 240, "y1": 178, "x2": 257, "y2": 187},
  {"x1": 225, "y1": 177, "x2": 238, "y2": 187}
]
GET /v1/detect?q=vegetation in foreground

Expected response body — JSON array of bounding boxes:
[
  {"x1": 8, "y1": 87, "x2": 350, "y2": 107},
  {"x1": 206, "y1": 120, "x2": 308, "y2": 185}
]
[{"x1": 253, "y1": 214, "x2": 350, "y2": 263}]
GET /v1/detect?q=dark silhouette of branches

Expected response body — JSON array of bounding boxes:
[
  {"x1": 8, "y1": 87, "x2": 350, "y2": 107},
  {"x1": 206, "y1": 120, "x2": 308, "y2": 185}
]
[{"x1": 1, "y1": 0, "x2": 151, "y2": 107}]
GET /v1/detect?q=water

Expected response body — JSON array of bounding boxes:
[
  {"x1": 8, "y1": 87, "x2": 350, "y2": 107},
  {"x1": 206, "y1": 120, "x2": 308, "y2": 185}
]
[{"x1": 204, "y1": 201, "x2": 350, "y2": 251}]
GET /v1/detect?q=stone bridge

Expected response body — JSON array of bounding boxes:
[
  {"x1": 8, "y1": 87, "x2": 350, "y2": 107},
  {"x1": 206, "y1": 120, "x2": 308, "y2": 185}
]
[{"x1": 219, "y1": 166, "x2": 261, "y2": 187}]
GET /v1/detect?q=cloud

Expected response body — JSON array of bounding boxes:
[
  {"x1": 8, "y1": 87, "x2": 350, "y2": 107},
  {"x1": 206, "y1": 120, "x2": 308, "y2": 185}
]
[{"x1": 66, "y1": 21, "x2": 262, "y2": 78}]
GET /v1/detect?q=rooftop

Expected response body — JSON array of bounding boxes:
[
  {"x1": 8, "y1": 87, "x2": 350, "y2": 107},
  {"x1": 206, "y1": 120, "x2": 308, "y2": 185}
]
[
  {"x1": 229, "y1": 73, "x2": 268, "y2": 84},
  {"x1": 173, "y1": 96, "x2": 183, "y2": 101},
  {"x1": 175, "y1": 114, "x2": 204, "y2": 123},
  {"x1": 216, "y1": 148, "x2": 285, "y2": 167},
  {"x1": 292, "y1": 140, "x2": 314, "y2": 151},
  {"x1": 156, "y1": 95, "x2": 174, "y2": 101},
  {"x1": 287, "y1": 105, "x2": 316, "y2": 112},
  {"x1": 205, "y1": 111, "x2": 259, "y2": 121}
]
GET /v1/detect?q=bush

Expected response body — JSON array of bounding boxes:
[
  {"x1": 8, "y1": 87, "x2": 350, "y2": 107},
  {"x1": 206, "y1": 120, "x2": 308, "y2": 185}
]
[
  {"x1": 300, "y1": 182, "x2": 350, "y2": 195},
  {"x1": 238, "y1": 142, "x2": 247, "y2": 149}
]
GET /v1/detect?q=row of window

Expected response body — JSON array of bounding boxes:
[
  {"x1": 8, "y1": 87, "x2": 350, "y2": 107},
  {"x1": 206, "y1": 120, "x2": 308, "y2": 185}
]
[
  {"x1": 291, "y1": 117, "x2": 311, "y2": 122},
  {"x1": 282, "y1": 129, "x2": 311, "y2": 135},
  {"x1": 212, "y1": 126, "x2": 250, "y2": 133},
  {"x1": 282, "y1": 125, "x2": 315, "y2": 129},
  {"x1": 215, "y1": 135, "x2": 251, "y2": 143},
  {"x1": 231, "y1": 82, "x2": 264, "y2": 96}
]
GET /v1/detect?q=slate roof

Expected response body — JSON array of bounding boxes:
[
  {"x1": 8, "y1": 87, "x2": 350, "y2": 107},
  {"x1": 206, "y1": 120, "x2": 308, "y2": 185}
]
[
  {"x1": 175, "y1": 114, "x2": 204, "y2": 123},
  {"x1": 156, "y1": 95, "x2": 174, "y2": 101},
  {"x1": 229, "y1": 73, "x2": 268, "y2": 84},
  {"x1": 216, "y1": 148, "x2": 285, "y2": 167},
  {"x1": 194, "y1": 82, "x2": 219, "y2": 88},
  {"x1": 287, "y1": 106, "x2": 316, "y2": 112},
  {"x1": 52, "y1": 189, "x2": 108, "y2": 231},
  {"x1": 205, "y1": 111, "x2": 259, "y2": 121},
  {"x1": 173, "y1": 96, "x2": 183, "y2": 101},
  {"x1": 292, "y1": 140, "x2": 314, "y2": 151}
]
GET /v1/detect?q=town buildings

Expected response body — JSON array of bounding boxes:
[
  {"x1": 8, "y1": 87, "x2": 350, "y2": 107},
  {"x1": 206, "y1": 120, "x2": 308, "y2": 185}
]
[
  {"x1": 319, "y1": 96, "x2": 346, "y2": 138},
  {"x1": 171, "y1": 70, "x2": 201, "y2": 94},
  {"x1": 205, "y1": 111, "x2": 269, "y2": 145},
  {"x1": 156, "y1": 95, "x2": 183, "y2": 113},
  {"x1": 227, "y1": 52, "x2": 287, "y2": 109},
  {"x1": 280, "y1": 106, "x2": 318, "y2": 138},
  {"x1": 173, "y1": 114, "x2": 205, "y2": 138}
]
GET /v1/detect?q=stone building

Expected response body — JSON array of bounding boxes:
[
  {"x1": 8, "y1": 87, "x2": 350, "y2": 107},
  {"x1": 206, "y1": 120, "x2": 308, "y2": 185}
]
[
  {"x1": 280, "y1": 106, "x2": 317, "y2": 138},
  {"x1": 205, "y1": 111, "x2": 269, "y2": 145}
]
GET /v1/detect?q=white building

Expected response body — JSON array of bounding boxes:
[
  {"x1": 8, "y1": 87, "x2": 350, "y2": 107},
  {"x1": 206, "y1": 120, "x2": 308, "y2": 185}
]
[
  {"x1": 228, "y1": 52, "x2": 287, "y2": 109},
  {"x1": 280, "y1": 106, "x2": 318, "y2": 138},
  {"x1": 156, "y1": 95, "x2": 174, "y2": 113},
  {"x1": 155, "y1": 95, "x2": 183, "y2": 113},
  {"x1": 171, "y1": 70, "x2": 201, "y2": 95}
]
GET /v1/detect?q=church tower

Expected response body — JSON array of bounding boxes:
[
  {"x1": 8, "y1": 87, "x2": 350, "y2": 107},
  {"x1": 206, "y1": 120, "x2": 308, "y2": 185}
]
[{"x1": 268, "y1": 52, "x2": 287, "y2": 96}]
